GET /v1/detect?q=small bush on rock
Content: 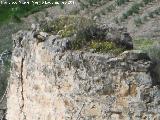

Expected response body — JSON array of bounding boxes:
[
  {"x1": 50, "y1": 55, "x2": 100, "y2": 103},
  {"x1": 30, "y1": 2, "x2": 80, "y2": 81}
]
[{"x1": 42, "y1": 15, "x2": 130, "y2": 54}]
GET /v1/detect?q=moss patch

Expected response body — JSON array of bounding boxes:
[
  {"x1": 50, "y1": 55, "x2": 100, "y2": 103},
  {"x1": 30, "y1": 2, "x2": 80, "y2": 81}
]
[
  {"x1": 90, "y1": 41, "x2": 125, "y2": 54},
  {"x1": 90, "y1": 41, "x2": 115, "y2": 52}
]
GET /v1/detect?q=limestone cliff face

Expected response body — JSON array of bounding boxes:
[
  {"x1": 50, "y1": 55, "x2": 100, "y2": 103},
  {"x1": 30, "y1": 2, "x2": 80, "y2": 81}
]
[{"x1": 7, "y1": 30, "x2": 160, "y2": 120}]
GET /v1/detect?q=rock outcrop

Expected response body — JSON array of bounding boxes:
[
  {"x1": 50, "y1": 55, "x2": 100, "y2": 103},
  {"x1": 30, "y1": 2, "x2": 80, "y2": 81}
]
[{"x1": 7, "y1": 30, "x2": 160, "y2": 120}]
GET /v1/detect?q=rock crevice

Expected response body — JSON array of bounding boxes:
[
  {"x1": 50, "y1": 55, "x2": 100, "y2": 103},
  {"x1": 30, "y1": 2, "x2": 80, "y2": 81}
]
[{"x1": 20, "y1": 57, "x2": 26, "y2": 120}]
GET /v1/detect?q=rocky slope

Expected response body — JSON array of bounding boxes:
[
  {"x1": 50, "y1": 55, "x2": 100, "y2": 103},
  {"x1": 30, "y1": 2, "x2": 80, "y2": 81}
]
[
  {"x1": 7, "y1": 26, "x2": 160, "y2": 119},
  {"x1": 0, "y1": 0, "x2": 159, "y2": 120}
]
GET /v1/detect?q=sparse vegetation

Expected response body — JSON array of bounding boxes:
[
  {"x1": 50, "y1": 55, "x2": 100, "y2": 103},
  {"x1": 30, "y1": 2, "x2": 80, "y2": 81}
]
[
  {"x1": 133, "y1": 39, "x2": 160, "y2": 61},
  {"x1": 119, "y1": 0, "x2": 154, "y2": 22},
  {"x1": 133, "y1": 7, "x2": 160, "y2": 26},
  {"x1": 120, "y1": 3, "x2": 142, "y2": 20},
  {"x1": 123, "y1": 0, "x2": 154, "y2": 18},
  {"x1": 128, "y1": 3, "x2": 142, "y2": 15},
  {"x1": 146, "y1": 42, "x2": 160, "y2": 61},
  {"x1": 134, "y1": 39, "x2": 154, "y2": 50}
]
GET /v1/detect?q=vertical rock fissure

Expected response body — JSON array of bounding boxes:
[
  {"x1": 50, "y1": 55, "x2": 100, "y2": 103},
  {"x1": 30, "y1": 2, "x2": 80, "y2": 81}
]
[{"x1": 20, "y1": 57, "x2": 26, "y2": 120}]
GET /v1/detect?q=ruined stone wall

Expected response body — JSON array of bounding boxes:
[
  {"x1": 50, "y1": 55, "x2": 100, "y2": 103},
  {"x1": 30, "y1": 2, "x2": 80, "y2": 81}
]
[{"x1": 7, "y1": 30, "x2": 160, "y2": 120}]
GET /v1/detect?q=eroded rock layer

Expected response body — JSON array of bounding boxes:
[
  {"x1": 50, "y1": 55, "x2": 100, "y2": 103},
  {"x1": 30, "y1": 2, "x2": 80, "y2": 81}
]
[{"x1": 7, "y1": 30, "x2": 160, "y2": 120}]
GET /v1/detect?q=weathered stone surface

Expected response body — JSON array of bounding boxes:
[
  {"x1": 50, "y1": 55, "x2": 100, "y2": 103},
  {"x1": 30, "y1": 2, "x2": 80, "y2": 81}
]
[{"x1": 7, "y1": 31, "x2": 160, "y2": 120}]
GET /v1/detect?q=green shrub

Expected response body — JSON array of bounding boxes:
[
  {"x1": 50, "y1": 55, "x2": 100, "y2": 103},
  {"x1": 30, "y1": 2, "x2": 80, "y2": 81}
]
[
  {"x1": 71, "y1": 24, "x2": 98, "y2": 49},
  {"x1": 143, "y1": 0, "x2": 153, "y2": 5},
  {"x1": 122, "y1": 13, "x2": 128, "y2": 19},
  {"x1": 116, "y1": 0, "x2": 129, "y2": 6},
  {"x1": 88, "y1": 0, "x2": 101, "y2": 6},
  {"x1": 106, "y1": 4, "x2": 115, "y2": 12},
  {"x1": 88, "y1": 0, "x2": 97, "y2": 5},
  {"x1": 71, "y1": 38, "x2": 86, "y2": 50},
  {"x1": 79, "y1": 2, "x2": 88, "y2": 9},
  {"x1": 129, "y1": 3, "x2": 142, "y2": 14}
]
